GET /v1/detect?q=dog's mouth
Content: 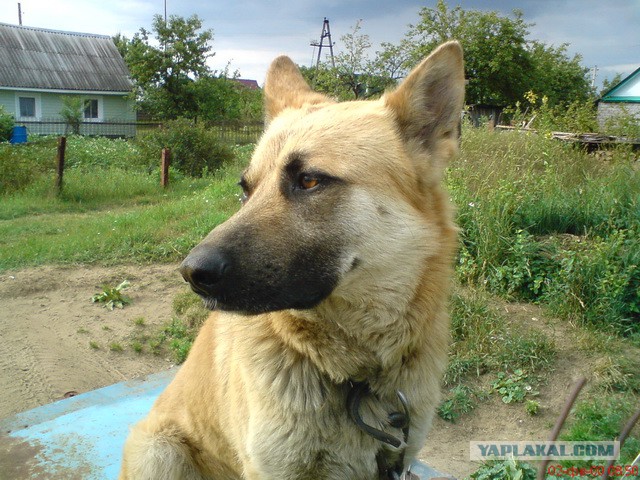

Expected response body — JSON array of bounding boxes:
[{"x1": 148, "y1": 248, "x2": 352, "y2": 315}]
[{"x1": 195, "y1": 287, "x2": 332, "y2": 315}]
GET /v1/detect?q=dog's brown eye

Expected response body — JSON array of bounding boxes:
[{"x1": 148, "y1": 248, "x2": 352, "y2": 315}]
[{"x1": 299, "y1": 174, "x2": 320, "y2": 190}]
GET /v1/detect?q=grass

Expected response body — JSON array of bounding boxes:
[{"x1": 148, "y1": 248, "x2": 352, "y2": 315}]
[
  {"x1": 444, "y1": 289, "x2": 555, "y2": 387},
  {"x1": 451, "y1": 126, "x2": 640, "y2": 340},
  {"x1": 0, "y1": 145, "x2": 250, "y2": 271}
]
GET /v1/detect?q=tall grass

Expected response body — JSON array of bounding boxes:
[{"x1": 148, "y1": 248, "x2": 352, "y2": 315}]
[
  {"x1": 450, "y1": 127, "x2": 640, "y2": 339},
  {"x1": 0, "y1": 146, "x2": 250, "y2": 271}
]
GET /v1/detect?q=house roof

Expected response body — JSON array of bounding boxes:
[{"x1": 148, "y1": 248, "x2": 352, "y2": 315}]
[
  {"x1": 233, "y1": 79, "x2": 260, "y2": 90},
  {"x1": 0, "y1": 23, "x2": 132, "y2": 93},
  {"x1": 600, "y1": 66, "x2": 640, "y2": 103}
]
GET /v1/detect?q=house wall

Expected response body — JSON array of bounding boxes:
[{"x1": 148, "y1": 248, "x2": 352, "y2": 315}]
[
  {"x1": 597, "y1": 101, "x2": 640, "y2": 131},
  {"x1": 0, "y1": 90, "x2": 136, "y2": 137}
]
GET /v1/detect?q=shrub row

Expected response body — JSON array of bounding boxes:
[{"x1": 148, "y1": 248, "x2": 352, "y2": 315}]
[{"x1": 0, "y1": 118, "x2": 237, "y2": 195}]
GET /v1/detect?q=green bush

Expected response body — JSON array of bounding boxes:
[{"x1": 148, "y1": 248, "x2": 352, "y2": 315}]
[
  {"x1": 0, "y1": 105, "x2": 14, "y2": 142},
  {"x1": 0, "y1": 137, "x2": 57, "y2": 194},
  {"x1": 137, "y1": 118, "x2": 234, "y2": 177}
]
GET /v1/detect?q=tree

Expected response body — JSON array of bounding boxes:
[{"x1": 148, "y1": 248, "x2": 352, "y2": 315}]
[
  {"x1": 527, "y1": 42, "x2": 592, "y2": 105},
  {"x1": 388, "y1": 0, "x2": 533, "y2": 106},
  {"x1": 600, "y1": 73, "x2": 624, "y2": 97},
  {"x1": 377, "y1": 0, "x2": 591, "y2": 107},
  {"x1": 190, "y1": 75, "x2": 263, "y2": 122},
  {"x1": 115, "y1": 14, "x2": 214, "y2": 119},
  {"x1": 60, "y1": 96, "x2": 83, "y2": 134}
]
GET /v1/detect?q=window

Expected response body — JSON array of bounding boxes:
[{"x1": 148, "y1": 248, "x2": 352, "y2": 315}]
[
  {"x1": 19, "y1": 97, "x2": 36, "y2": 117},
  {"x1": 84, "y1": 99, "x2": 99, "y2": 119}
]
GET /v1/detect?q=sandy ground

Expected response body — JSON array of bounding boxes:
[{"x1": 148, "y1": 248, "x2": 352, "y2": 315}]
[
  {"x1": 0, "y1": 263, "x2": 182, "y2": 419},
  {"x1": 0, "y1": 264, "x2": 601, "y2": 478}
]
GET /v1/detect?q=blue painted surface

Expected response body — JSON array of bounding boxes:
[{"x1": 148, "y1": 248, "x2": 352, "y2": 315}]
[
  {"x1": 10, "y1": 125, "x2": 27, "y2": 144},
  {"x1": 0, "y1": 368, "x2": 177, "y2": 479},
  {"x1": 0, "y1": 368, "x2": 451, "y2": 479}
]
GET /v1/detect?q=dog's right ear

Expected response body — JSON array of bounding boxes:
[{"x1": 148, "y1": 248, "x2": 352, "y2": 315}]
[
  {"x1": 263, "y1": 56, "x2": 333, "y2": 124},
  {"x1": 384, "y1": 41, "x2": 465, "y2": 186}
]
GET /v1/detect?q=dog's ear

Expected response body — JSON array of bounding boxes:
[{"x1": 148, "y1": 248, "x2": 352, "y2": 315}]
[
  {"x1": 263, "y1": 56, "x2": 333, "y2": 124},
  {"x1": 384, "y1": 41, "x2": 465, "y2": 184}
]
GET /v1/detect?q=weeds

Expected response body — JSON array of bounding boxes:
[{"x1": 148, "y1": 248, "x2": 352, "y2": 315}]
[
  {"x1": 437, "y1": 384, "x2": 483, "y2": 422},
  {"x1": 91, "y1": 280, "x2": 131, "y2": 310},
  {"x1": 444, "y1": 289, "x2": 555, "y2": 386},
  {"x1": 560, "y1": 395, "x2": 640, "y2": 467},
  {"x1": 491, "y1": 369, "x2": 538, "y2": 404},
  {"x1": 452, "y1": 126, "x2": 640, "y2": 339},
  {"x1": 469, "y1": 458, "x2": 537, "y2": 480},
  {"x1": 525, "y1": 400, "x2": 540, "y2": 416}
]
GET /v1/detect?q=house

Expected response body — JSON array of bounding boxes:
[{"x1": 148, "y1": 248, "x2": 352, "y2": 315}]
[
  {"x1": 597, "y1": 66, "x2": 640, "y2": 131},
  {"x1": 0, "y1": 22, "x2": 135, "y2": 137}
]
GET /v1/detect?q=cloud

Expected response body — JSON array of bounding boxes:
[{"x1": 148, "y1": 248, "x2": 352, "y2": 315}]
[{"x1": 2, "y1": 0, "x2": 637, "y2": 87}]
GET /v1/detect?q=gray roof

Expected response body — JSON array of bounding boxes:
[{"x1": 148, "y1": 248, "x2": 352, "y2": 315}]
[{"x1": 0, "y1": 23, "x2": 132, "y2": 93}]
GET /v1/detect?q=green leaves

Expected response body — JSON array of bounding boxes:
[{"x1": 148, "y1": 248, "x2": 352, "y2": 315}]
[
  {"x1": 491, "y1": 369, "x2": 538, "y2": 404},
  {"x1": 92, "y1": 280, "x2": 131, "y2": 310}
]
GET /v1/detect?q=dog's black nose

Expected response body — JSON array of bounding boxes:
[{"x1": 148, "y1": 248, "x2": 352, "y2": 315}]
[{"x1": 180, "y1": 247, "x2": 231, "y2": 296}]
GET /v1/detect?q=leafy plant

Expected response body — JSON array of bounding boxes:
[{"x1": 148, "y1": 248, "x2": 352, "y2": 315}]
[
  {"x1": 60, "y1": 96, "x2": 83, "y2": 135},
  {"x1": 0, "y1": 105, "x2": 14, "y2": 142},
  {"x1": 437, "y1": 384, "x2": 477, "y2": 422},
  {"x1": 525, "y1": 400, "x2": 540, "y2": 416},
  {"x1": 469, "y1": 458, "x2": 537, "y2": 480},
  {"x1": 491, "y1": 369, "x2": 538, "y2": 404},
  {"x1": 91, "y1": 280, "x2": 131, "y2": 310},
  {"x1": 137, "y1": 118, "x2": 234, "y2": 177}
]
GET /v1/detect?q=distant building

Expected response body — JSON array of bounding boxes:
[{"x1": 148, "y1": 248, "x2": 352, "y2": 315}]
[
  {"x1": 233, "y1": 79, "x2": 260, "y2": 90},
  {"x1": 0, "y1": 23, "x2": 135, "y2": 137},
  {"x1": 597, "y1": 66, "x2": 640, "y2": 131}
]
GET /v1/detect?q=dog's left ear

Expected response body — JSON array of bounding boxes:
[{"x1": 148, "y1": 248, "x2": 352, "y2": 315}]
[
  {"x1": 263, "y1": 56, "x2": 334, "y2": 124},
  {"x1": 384, "y1": 41, "x2": 465, "y2": 184}
]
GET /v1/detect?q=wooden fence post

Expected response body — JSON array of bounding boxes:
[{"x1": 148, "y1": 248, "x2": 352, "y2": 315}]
[
  {"x1": 56, "y1": 136, "x2": 66, "y2": 194},
  {"x1": 161, "y1": 147, "x2": 171, "y2": 188}
]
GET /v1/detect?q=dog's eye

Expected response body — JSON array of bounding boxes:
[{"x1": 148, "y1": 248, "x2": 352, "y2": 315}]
[{"x1": 298, "y1": 174, "x2": 320, "y2": 190}]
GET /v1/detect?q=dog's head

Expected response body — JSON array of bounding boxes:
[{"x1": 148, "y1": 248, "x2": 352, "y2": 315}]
[{"x1": 180, "y1": 42, "x2": 464, "y2": 314}]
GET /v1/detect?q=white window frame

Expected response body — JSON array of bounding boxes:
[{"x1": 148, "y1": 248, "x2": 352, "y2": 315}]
[
  {"x1": 82, "y1": 96, "x2": 103, "y2": 122},
  {"x1": 15, "y1": 93, "x2": 41, "y2": 121}
]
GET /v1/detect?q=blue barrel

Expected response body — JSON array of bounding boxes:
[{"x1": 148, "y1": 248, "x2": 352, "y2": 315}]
[{"x1": 10, "y1": 125, "x2": 27, "y2": 144}]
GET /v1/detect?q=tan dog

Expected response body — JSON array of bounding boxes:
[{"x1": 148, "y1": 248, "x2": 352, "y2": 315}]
[{"x1": 120, "y1": 41, "x2": 464, "y2": 480}]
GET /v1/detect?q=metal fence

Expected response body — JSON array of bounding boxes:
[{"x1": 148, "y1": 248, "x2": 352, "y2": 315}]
[
  {"x1": 16, "y1": 119, "x2": 264, "y2": 144},
  {"x1": 17, "y1": 120, "x2": 159, "y2": 138}
]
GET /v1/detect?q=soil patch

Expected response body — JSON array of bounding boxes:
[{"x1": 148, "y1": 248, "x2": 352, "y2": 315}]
[{"x1": 0, "y1": 263, "x2": 182, "y2": 419}]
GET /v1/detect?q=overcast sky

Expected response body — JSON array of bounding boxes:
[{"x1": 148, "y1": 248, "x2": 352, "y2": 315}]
[{"x1": 2, "y1": 0, "x2": 638, "y2": 89}]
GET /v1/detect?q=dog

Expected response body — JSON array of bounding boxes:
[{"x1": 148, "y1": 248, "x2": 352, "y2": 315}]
[{"x1": 120, "y1": 41, "x2": 464, "y2": 480}]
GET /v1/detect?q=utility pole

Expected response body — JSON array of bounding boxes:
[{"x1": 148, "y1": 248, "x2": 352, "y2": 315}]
[
  {"x1": 591, "y1": 65, "x2": 599, "y2": 90},
  {"x1": 310, "y1": 18, "x2": 335, "y2": 69},
  {"x1": 18, "y1": 3, "x2": 22, "y2": 25}
]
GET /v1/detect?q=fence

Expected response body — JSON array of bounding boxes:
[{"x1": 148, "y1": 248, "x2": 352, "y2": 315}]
[
  {"x1": 17, "y1": 120, "x2": 159, "y2": 138},
  {"x1": 15, "y1": 119, "x2": 264, "y2": 144}
]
